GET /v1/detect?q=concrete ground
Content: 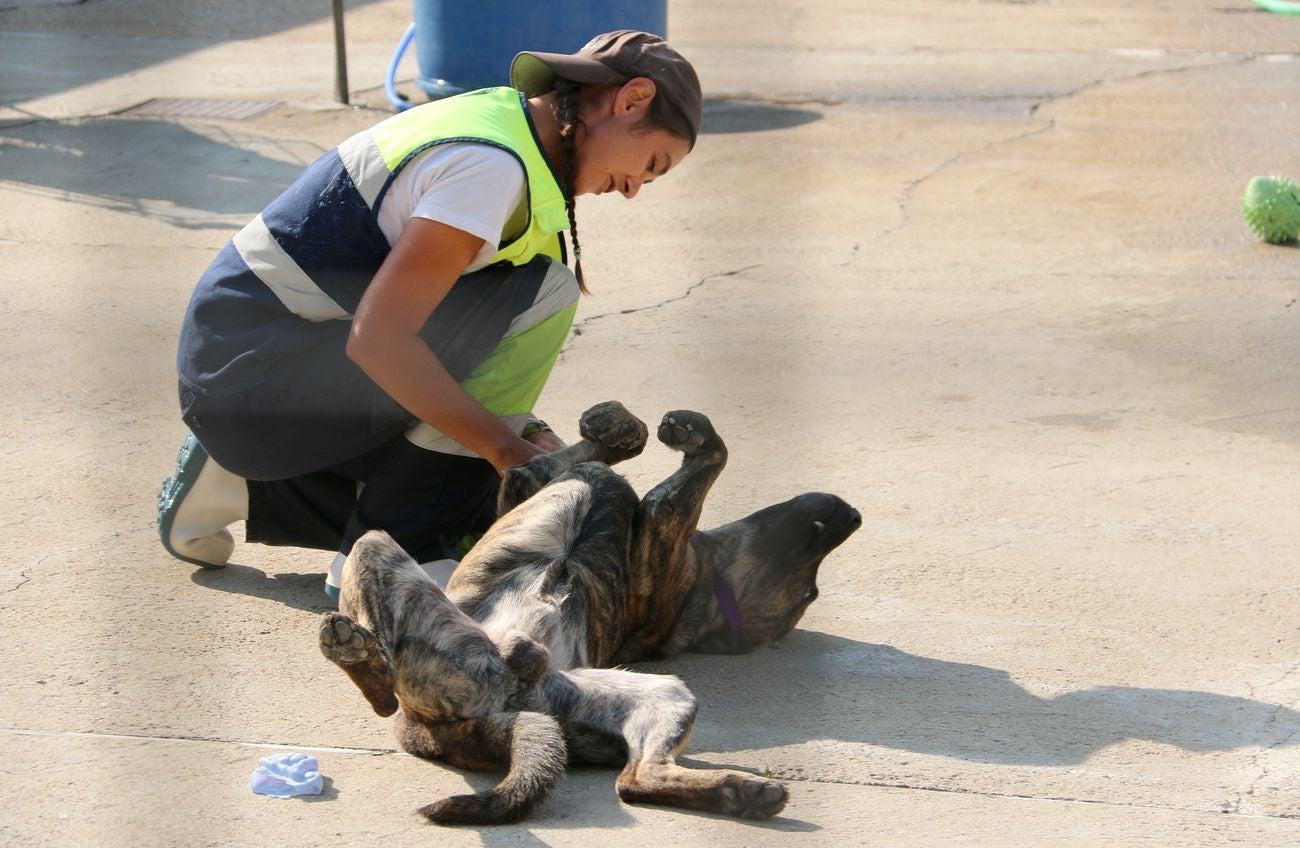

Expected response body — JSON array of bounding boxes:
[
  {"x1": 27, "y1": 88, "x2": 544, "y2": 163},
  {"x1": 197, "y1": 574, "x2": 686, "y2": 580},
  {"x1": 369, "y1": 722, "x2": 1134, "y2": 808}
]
[{"x1": 2, "y1": 0, "x2": 1298, "y2": 845}]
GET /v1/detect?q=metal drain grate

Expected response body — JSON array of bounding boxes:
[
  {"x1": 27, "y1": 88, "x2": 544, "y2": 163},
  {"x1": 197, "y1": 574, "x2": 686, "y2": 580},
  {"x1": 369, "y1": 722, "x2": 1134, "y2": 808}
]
[{"x1": 116, "y1": 98, "x2": 281, "y2": 121}]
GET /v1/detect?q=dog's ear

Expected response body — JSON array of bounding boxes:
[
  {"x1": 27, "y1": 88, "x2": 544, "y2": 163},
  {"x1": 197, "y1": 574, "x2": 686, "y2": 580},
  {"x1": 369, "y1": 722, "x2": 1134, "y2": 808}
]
[{"x1": 499, "y1": 631, "x2": 550, "y2": 684}]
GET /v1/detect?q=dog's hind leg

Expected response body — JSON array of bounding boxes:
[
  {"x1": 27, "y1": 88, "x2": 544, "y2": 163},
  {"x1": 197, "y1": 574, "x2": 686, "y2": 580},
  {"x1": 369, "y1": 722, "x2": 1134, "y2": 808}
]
[
  {"x1": 396, "y1": 710, "x2": 567, "y2": 825},
  {"x1": 618, "y1": 744, "x2": 788, "y2": 820},
  {"x1": 498, "y1": 401, "x2": 648, "y2": 512},
  {"x1": 319, "y1": 612, "x2": 399, "y2": 717},
  {"x1": 558, "y1": 669, "x2": 787, "y2": 820}
]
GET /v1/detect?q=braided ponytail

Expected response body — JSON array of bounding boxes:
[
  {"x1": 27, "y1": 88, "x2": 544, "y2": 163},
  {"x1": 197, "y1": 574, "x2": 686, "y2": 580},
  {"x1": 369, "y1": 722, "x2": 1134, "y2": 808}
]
[{"x1": 552, "y1": 78, "x2": 588, "y2": 293}]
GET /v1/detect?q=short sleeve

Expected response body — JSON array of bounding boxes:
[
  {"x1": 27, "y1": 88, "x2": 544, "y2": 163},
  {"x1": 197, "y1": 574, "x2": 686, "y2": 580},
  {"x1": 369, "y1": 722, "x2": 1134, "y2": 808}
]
[{"x1": 377, "y1": 143, "x2": 528, "y2": 270}]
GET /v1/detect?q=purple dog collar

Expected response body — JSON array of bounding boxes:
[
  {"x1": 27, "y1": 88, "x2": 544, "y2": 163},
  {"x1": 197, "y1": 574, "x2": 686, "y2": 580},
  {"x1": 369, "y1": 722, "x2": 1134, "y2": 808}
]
[
  {"x1": 712, "y1": 570, "x2": 746, "y2": 634},
  {"x1": 695, "y1": 532, "x2": 745, "y2": 633}
]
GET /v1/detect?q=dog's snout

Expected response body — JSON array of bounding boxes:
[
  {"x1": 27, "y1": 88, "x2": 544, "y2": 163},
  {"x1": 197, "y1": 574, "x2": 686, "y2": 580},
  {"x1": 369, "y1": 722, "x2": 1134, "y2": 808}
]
[{"x1": 848, "y1": 509, "x2": 862, "y2": 532}]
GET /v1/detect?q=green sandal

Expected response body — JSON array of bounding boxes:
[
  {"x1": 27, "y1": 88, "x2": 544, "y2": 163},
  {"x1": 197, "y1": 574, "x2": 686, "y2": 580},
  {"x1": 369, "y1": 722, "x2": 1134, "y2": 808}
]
[{"x1": 157, "y1": 432, "x2": 226, "y2": 569}]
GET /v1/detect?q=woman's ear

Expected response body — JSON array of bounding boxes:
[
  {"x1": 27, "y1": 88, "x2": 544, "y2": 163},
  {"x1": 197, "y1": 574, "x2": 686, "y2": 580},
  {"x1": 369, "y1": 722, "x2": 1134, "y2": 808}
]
[{"x1": 615, "y1": 77, "x2": 658, "y2": 118}]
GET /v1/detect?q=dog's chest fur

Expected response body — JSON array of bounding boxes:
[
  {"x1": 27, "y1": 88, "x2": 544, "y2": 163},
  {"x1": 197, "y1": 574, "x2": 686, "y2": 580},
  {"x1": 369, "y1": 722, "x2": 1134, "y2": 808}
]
[{"x1": 452, "y1": 467, "x2": 656, "y2": 669}]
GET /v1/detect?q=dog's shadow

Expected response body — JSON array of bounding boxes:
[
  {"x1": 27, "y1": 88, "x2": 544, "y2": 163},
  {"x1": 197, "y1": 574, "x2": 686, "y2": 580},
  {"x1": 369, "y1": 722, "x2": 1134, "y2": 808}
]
[
  {"x1": 651, "y1": 630, "x2": 1300, "y2": 768},
  {"x1": 191, "y1": 566, "x2": 1299, "y2": 765}
]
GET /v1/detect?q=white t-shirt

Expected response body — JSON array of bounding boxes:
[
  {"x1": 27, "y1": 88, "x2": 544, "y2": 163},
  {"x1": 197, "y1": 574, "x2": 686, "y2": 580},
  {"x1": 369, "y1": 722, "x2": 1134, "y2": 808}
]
[{"x1": 375, "y1": 142, "x2": 528, "y2": 271}]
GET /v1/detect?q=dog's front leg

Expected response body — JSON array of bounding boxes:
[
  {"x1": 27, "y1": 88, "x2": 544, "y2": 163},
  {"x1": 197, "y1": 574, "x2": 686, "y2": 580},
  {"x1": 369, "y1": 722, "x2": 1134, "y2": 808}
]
[
  {"x1": 498, "y1": 401, "x2": 648, "y2": 513},
  {"x1": 638, "y1": 410, "x2": 728, "y2": 544},
  {"x1": 619, "y1": 411, "x2": 728, "y2": 653}
]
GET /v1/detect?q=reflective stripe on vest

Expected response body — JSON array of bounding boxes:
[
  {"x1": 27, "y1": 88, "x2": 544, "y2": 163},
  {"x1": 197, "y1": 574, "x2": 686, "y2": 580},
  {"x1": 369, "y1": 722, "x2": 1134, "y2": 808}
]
[
  {"x1": 232, "y1": 87, "x2": 566, "y2": 324},
  {"x1": 179, "y1": 88, "x2": 569, "y2": 394}
]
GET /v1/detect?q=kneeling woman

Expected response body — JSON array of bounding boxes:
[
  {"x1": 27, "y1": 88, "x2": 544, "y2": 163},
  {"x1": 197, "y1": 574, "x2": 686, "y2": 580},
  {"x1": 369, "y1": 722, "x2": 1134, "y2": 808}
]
[{"x1": 157, "y1": 31, "x2": 702, "y2": 599}]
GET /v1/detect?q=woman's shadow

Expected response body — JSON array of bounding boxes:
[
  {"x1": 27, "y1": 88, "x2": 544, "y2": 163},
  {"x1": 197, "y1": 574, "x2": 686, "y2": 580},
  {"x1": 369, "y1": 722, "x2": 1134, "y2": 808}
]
[
  {"x1": 191, "y1": 560, "x2": 336, "y2": 613},
  {"x1": 654, "y1": 630, "x2": 1300, "y2": 767}
]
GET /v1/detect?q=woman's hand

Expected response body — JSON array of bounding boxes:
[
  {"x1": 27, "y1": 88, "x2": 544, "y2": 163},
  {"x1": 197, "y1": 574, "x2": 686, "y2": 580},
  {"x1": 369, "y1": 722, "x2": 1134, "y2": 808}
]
[
  {"x1": 523, "y1": 427, "x2": 566, "y2": 453},
  {"x1": 488, "y1": 424, "x2": 565, "y2": 477},
  {"x1": 489, "y1": 437, "x2": 547, "y2": 476}
]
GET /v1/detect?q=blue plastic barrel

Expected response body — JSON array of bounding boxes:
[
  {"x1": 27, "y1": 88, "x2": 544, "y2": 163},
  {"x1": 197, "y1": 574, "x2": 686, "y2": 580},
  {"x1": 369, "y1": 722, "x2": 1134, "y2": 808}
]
[{"x1": 412, "y1": 1, "x2": 668, "y2": 98}]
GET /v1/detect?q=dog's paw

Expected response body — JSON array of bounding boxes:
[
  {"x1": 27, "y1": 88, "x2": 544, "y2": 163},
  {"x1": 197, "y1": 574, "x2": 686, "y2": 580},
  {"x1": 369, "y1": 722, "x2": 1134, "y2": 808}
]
[
  {"x1": 320, "y1": 612, "x2": 380, "y2": 665},
  {"x1": 419, "y1": 792, "x2": 529, "y2": 826},
  {"x1": 657, "y1": 410, "x2": 716, "y2": 454},
  {"x1": 719, "y1": 774, "x2": 788, "y2": 820},
  {"x1": 579, "y1": 401, "x2": 648, "y2": 461}
]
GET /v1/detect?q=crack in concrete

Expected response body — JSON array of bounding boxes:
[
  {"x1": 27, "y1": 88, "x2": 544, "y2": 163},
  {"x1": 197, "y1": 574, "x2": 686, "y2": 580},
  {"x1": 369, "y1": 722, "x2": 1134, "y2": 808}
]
[
  {"x1": 954, "y1": 540, "x2": 1016, "y2": 559},
  {"x1": 566, "y1": 264, "x2": 762, "y2": 342},
  {"x1": 10, "y1": 722, "x2": 1300, "y2": 818},
  {"x1": 0, "y1": 725, "x2": 398, "y2": 756},
  {"x1": 881, "y1": 122, "x2": 1056, "y2": 241},
  {"x1": 1235, "y1": 723, "x2": 1300, "y2": 815},
  {"x1": 880, "y1": 53, "x2": 1276, "y2": 245},
  {"x1": 5, "y1": 527, "x2": 143, "y2": 595},
  {"x1": 4, "y1": 569, "x2": 32, "y2": 594},
  {"x1": 10, "y1": 724, "x2": 1295, "y2": 819},
  {"x1": 1203, "y1": 408, "x2": 1300, "y2": 425},
  {"x1": 1235, "y1": 658, "x2": 1300, "y2": 813},
  {"x1": 713, "y1": 50, "x2": 1289, "y2": 118},
  {"x1": 1028, "y1": 54, "x2": 1263, "y2": 117},
  {"x1": 776, "y1": 769, "x2": 1295, "y2": 820}
]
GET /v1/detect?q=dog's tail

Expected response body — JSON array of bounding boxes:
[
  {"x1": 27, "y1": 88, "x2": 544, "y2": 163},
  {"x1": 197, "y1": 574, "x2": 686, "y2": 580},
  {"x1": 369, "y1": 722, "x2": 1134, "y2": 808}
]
[{"x1": 415, "y1": 711, "x2": 567, "y2": 825}]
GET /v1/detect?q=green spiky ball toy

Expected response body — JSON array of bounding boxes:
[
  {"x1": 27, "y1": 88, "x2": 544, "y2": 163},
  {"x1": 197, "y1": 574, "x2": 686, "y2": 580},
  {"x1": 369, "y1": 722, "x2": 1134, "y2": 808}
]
[{"x1": 1241, "y1": 175, "x2": 1300, "y2": 245}]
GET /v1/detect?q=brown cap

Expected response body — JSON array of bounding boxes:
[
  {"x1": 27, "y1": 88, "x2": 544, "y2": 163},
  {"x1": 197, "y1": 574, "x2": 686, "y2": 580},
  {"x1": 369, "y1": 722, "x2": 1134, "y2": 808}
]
[{"x1": 511, "y1": 30, "x2": 703, "y2": 147}]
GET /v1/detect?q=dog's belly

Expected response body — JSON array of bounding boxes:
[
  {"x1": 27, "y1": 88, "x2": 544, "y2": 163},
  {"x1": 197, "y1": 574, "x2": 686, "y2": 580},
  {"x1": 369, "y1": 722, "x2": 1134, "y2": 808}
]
[
  {"x1": 476, "y1": 575, "x2": 588, "y2": 671},
  {"x1": 477, "y1": 476, "x2": 593, "y2": 564},
  {"x1": 456, "y1": 466, "x2": 643, "y2": 670}
]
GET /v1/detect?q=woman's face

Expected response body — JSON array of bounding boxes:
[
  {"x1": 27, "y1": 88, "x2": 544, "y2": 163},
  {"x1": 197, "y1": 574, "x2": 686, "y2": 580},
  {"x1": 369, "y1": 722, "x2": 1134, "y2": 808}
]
[{"x1": 572, "y1": 79, "x2": 692, "y2": 199}]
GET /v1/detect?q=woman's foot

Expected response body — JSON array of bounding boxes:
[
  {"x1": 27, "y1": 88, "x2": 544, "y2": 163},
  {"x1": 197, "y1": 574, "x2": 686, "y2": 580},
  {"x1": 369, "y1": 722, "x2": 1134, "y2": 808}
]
[{"x1": 157, "y1": 433, "x2": 248, "y2": 567}]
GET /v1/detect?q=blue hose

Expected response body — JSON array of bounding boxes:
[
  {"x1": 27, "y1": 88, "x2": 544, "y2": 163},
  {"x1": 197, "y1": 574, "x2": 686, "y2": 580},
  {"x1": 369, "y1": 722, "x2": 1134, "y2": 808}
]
[{"x1": 385, "y1": 22, "x2": 418, "y2": 111}]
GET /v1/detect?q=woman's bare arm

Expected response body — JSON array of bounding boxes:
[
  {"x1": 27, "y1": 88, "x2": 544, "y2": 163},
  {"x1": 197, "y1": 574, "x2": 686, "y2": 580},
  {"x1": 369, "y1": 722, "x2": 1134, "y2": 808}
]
[{"x1": 346, "y1": 218, "x2": 543, "y2": 474}]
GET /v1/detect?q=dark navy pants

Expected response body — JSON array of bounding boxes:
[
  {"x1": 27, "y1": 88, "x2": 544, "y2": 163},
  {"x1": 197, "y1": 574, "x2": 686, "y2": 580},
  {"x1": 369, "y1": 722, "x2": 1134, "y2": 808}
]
[{"x1": 179, "y1": 258, "x2": 553, "y2": 562}]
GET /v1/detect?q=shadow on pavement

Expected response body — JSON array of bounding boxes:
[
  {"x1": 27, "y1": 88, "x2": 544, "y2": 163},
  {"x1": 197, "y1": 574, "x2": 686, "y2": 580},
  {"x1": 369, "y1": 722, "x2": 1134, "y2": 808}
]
[
  {"x1": 0, "y1": 0, "x2": 382, "y2": 106},
  {"x1": 673, "y1": 630, "x2": 1300, "y2": 767},
  {"x1": 701, "y1": 99, "x2": 823, "y2": 134},
  {"x1": 0, "y1": 117, "x2": 311, "y2": 223},
  {"x1": 189, "y1": 563, "x2": 1298, "y2": 768},
  {"x1": 191, "y1": 562, "x2": 335, "y2": 614}
]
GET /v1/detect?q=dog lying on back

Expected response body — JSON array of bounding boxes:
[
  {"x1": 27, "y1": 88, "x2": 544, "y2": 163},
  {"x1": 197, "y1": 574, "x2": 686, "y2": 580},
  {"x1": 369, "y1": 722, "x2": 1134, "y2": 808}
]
[{"x1": 320, "y1": 402, "x2": 860, "y2": 824}]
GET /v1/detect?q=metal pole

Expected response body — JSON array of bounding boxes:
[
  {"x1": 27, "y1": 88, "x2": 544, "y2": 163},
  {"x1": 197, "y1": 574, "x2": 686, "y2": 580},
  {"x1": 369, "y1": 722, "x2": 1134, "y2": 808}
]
[{"x1": 332, "y1": 0, "x2": 349, "y2": 104}]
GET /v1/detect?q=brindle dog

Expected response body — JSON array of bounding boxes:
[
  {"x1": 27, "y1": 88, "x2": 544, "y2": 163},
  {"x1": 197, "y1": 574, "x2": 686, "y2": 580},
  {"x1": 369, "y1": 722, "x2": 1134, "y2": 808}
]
[{"x1": 320, "y1": 401, "x2": 860, "y2": 824}]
